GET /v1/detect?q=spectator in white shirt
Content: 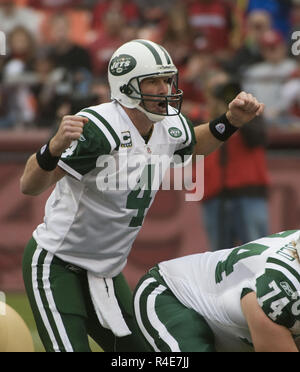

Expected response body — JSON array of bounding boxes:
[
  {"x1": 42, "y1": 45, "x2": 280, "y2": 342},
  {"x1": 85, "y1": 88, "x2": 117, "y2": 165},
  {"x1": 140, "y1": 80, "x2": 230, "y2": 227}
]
[
  {"x1": 242, "y1": 29, "x2": 297, "y2": 126},
  {"x1": 0, "y1": 0, "x2": 42, "y2": 36}
]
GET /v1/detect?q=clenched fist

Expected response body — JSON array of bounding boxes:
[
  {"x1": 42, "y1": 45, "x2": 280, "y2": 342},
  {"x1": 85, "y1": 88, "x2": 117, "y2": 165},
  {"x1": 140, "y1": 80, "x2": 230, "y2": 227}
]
[
  {"x1": 226, "y1": 92, "x2": 265, "y2": 128},
  {"x1": 49, "y1": 116, "x2": 89, "y2": 157}
]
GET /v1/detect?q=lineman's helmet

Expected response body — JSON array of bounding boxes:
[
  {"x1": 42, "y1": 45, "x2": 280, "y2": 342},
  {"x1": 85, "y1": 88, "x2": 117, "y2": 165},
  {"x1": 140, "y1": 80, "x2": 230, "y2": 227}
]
[
  {"x1": 108, "y1": 39, "x2": 183, "y2": 122},
  {"x1": 0, "y1": 302, "x2": 34, "y2": 352},
  {"x1": 295, "y1": 234, "x2": 300, "y2": 263}
]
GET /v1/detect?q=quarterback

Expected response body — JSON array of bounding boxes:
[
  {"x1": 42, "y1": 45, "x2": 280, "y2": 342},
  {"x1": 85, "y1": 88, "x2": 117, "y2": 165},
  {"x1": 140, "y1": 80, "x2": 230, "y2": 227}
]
[
  {"x1": 20, "y1": 39, "x2": 264, "y2": 352},
  {"x1": 134, "y1": 230, "x2": 300, "y2": 352}
]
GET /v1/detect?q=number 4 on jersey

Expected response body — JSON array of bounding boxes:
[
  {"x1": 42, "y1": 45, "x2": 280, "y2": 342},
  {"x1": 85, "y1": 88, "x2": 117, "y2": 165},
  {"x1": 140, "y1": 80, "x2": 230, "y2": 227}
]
[
  {"x1": 127, "y1": 164, "x2": 155, "y2": 227},
  {"x1": 215, "y1": 243, "x2": 269, "y2": 283}
]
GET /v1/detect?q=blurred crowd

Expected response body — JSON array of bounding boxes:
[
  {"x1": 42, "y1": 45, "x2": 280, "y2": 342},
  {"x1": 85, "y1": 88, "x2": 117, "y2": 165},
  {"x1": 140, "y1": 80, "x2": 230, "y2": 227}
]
[
  {"x1": 0, "y1": 0, "x2": 300, "y2": 130},
  {"x1": 1, "y1": 0, "x2": 299, "y2": 252}
]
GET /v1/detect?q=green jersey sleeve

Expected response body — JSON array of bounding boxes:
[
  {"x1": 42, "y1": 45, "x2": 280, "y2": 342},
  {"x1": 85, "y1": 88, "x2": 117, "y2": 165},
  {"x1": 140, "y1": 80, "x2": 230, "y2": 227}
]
[
  {"x1": 256, "y1": 264, "x2": 300, "y2": 329},
  {"x1": 59, "y1": 119, "x2": 112, "y2": 178}
]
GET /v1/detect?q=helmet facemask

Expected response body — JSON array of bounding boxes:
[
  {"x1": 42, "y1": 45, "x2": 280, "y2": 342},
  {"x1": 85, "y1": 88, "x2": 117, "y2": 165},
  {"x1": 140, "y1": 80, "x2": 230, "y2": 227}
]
[{"x1": 120, "y1": 73, "x2": 183, "y2": 122}]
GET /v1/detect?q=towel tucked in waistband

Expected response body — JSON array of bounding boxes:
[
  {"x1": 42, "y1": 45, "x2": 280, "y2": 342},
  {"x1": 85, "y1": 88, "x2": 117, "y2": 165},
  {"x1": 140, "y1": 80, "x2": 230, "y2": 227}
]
[{"x1": 87, "y1": 272, "x2": 131, "y2": 337}]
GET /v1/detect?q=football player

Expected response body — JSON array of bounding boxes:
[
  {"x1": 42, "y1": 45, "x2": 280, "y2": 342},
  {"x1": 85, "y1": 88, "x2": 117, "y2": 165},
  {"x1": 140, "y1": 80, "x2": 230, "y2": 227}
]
[
  {"x1": 134, "y1": 230, "x2": 300, "y2": 352},
  {"x1": 20, "y1": 39, "x2": 264, "y2": 352}
]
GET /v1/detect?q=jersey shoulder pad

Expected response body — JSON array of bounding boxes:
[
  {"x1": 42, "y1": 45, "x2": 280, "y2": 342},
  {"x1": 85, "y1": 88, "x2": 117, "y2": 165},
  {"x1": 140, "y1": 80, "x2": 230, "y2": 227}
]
[
  {"x1": 59, "y1": 103, "x2": 119, "y2": 178},
  {"x1": 78, "y1": 102, "x2": 121, "y2": 152}
]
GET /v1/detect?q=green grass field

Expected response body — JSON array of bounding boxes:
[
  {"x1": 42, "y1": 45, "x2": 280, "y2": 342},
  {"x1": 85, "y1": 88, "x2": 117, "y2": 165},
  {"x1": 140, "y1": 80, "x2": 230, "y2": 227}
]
[{"x1": 6, "y1": 292, "x2": 102, "y2": 352}]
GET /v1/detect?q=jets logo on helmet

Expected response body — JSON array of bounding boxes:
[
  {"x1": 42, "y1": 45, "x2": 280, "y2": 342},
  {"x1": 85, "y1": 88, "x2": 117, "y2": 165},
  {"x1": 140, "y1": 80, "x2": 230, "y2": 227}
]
[
  {"x1": 109, "y1": 54, "x2": 137, "y2": 76},
  {"x1": 108, "y1": 39, "x2": 183, "y2": 122}
]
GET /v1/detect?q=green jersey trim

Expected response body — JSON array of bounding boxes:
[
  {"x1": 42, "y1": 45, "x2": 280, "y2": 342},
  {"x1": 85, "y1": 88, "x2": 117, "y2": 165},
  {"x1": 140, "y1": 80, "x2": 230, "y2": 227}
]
[
  {"x1": 178, "y1": 114, "x2": 190, "y2": 146},
  {"x1": 267, "y1": 230, "x2": 298, "y2": 239},
  {"x1": 241, "y1": 288, "x2": 254, "y2": 299},
  {"x1": 173, "y1": 145, "x2": 194, "y2": 163},
  {"x1": 179, "y1": 113, "x2": 196, "y2": 146},
  {"x1": 174, "y1": 114, "x2": 196, "y2": 162},
  {"x1": 81, "y1": 108, "x2": 121, "y2": 150},
  {"x1": 266, "y1": 257, "x2": 300, "y2": 287},
  {"x1": 58, "y1": 160, "x2": 83, "y2": 180}
]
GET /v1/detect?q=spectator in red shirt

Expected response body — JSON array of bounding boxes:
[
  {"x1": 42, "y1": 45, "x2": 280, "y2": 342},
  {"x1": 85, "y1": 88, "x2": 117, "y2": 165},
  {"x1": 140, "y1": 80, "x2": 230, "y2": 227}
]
[
  {"x1": 92, "y1": 0, "x2": 140, "y2": 32},
  {"x1": 184, "y1": 0, "x2": 233, "y2": 56},
  {"x1": 88, "y1": 10, "x2": 129, "y2": 77}
]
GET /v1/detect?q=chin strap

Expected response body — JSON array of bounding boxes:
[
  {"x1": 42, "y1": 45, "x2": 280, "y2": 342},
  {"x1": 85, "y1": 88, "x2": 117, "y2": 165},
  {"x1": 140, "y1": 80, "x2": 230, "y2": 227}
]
[{"x1": 136, "y1": 104, "x2": 165, "y2": 122}]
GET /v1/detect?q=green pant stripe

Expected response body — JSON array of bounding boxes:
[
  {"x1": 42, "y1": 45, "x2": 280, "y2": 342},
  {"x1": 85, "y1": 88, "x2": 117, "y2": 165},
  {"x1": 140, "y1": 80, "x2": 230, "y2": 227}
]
[
  {"x1": 134, "y1": 271, "x2": 216, "y2": 352},
  {"x1": 145, "y1": 284, "x2": 181, "y2": 351},
  {"x1": 23, "y1": 238, "x2": 55, "y2": 350},
  {"x1": 134, "y1": 277, "x2": 161, "y2": 351},
  {"x1": 27, "y1": 244, "x2": 60, "y2": 351},
  {"x1": 134, "y1": 276, "x2": 174, "y2": 351},
  {"x1": 24, "y1": 238, "x2": 151, "y2": 352},
  {"x1": 153, "y1": 284, "x2": 215, "y2": 352},
  {"x1": 29, "y1": 244, "x2": 73, "y2": 351},
  {"x1": 42, "y1": 250, "x2": 74, "y2": 351},
  {"x1": 34, "y1": 247, "x2": 72, "y2": 351}
]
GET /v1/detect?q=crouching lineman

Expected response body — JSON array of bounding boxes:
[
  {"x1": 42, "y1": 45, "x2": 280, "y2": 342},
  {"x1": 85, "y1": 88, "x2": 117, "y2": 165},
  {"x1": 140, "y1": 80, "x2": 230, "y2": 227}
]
[{"x1": 133, "y1": 230, "x2": 300, "y2": 352}]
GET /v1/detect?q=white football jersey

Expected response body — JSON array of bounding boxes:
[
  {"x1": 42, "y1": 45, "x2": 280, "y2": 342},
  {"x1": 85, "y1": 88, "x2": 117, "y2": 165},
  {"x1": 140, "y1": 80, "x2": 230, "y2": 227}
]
[
  {"x1": 158, "y1": 230, "x2": 300, "y2": 352},
  {"x1": 33, "y1": 101, "x2": 196, "y2": 277}
]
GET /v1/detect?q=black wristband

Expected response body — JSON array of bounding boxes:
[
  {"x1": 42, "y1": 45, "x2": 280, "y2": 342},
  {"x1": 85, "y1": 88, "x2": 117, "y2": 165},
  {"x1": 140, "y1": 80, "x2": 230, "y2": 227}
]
[
  {"x1": 36, "y1": 141, "x2": 60, "y2": 171},
  {"x1": 209, "y1": 113, "x2": 238, "y2": 142}
]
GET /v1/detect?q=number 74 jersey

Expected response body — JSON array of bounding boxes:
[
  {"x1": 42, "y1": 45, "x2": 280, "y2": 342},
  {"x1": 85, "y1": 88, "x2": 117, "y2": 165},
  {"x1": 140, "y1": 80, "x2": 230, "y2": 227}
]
[{"x1": 158, "y1": 230, "x2": 300, "y2": 352}]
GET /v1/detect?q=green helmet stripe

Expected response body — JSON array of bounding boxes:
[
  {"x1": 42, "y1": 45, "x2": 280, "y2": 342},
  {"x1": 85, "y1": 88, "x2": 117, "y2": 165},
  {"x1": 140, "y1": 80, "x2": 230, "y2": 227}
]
[
  {"x1": 158, "y1": 45, "x2": 171, "y2": 64},
  {"x1": 135, "y1": 39, "x2": 163, "y2": 65}
]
